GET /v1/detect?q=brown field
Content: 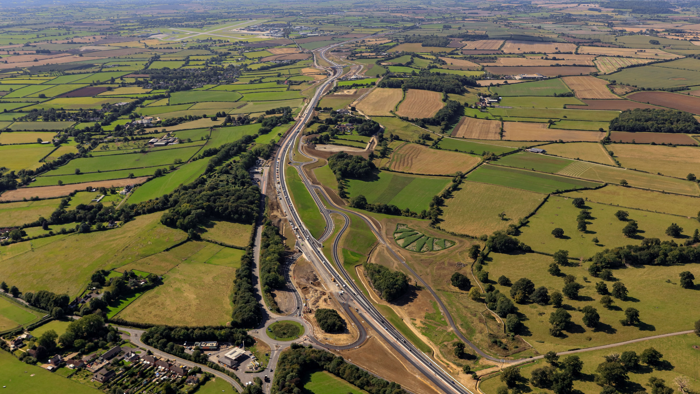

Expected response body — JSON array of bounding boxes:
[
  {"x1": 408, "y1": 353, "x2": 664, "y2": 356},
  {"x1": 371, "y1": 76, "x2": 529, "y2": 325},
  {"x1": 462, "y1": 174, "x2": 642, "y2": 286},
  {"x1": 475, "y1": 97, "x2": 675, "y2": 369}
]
[
  {"x1": 501, "y1": 41, "x2": 577, "y2": 54},
  {"x1": 484, "y1": 56, "x2": 595, "y2": 67},
  {"x1": 608, "y1": 144, "x2": 700, "y2": 178},
  {"x1": 578, "y1": 46, "x2": 680, "y2": 59},
  {"x1": 267, "y1": 47, "x2": 301, "y2": 55},
  {"x1": 540, "y1": 142, "x2": 616, "y2": 165},
  {"x1": 485, "y1": 66, "x2": 597, "y2": 77},
  {"x1": 80, "y1": 48, "x2": 152, "y2": 57},
  {"x1": 355, "y1": 88, "x2": 403, "y2": 116},
  {"x1": 3, "y1": 53, "x2": 72, "y2": 64},
  {"x1": 627, "y1": 91, "x2": 700, "y2": 115},
  {"x1": 0, "y1": 177, "x2": 149, "y2": 201},
  {"x1": 565, "y1": 99, "x2": 661, "y2": 110},
  {"x1": 451, "y1": 117, "x2": 502, "y2": 140},
  {"x1": 594, "y1": 56, "x2": 657, "y2": 74},
  {"x1": 503, "y1": 122, "x2": 605, "y2": 142},
  {"x1": 461, "y1": 50, "x2": 502, "y2": 55},
  {"x1": 396, "y1": 89, "x2": 445, "y2": 118},
  {"x1": 610, "y1": 131, "x2": 698, "y2": 145},
  {"x1": 260, "y1": 53, "x2": 311, "y2": 62},
  {"x1": 476, "y1": 80, "x2": 524, "y2": 86},
  {"x1": 389, "y1": 143, "x2": 480, "y2": 175},
  {"x1": 461, "y1": 40, "x2": 504, "y2": 50},
  {"x1": 562, "y1": 76, "x2": 620, "y2": 99},
  {"x1": 389, "y1": 43, "x2": 454, "y2": 53},
  {"x1": 439, "y1": 57, "x2": 480, "y2": 70},
  {"x1": 60, "y1": 86, "x2": 110, "y2": 97},
  {"x1": 0, "y1": 55, "x2": 102, "y2": 70}
]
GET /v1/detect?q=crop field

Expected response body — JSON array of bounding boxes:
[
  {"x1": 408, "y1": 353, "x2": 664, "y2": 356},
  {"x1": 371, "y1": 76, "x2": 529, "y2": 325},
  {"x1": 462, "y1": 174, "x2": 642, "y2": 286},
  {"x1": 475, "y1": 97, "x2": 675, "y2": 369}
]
[
  {"x1": 127, "y1": 159, "x2": 209, "y2": 204},
  {"x1": 460, "y1": 39, "x2": 504, "y2": 50},
  {"x1": 355, "y1": 88, "x2": 403, "y2": 116},
  {"x1": 148, "y1": 60, "x2": 184, "y2": 69},
  {"x1": 388, "y1": 143, "x2": 479, "y2": 175},
  {"x1": 303, "y1": 371, "x2": 367, "y2": 394},
  {"x1": 0, "y1": 198, "x2": 60, "y2": 227},
  {"x1": 492, "y1": 107, "x2": 618, "y2": 122},
  {"x1": 8, "y1": 121, "x2": 74, "y2": 131},
  {"x1": 495, "y1": 151, "x2": 573, "y2": 173},
  {"x1": 468, "y1": 164, "x2": 601, "y2": 193},
  {"x1": 0, "y1": 212, "x2": 185, "y2": 297},
  {"x1": 346, "y1": 171, "x2": 450, "y2": 212},
  {"x1": 561, "y1": 76, "x2": 619, "y2": 99},
  {"x1": 498, "y1": 96, "x2": 583, "y2": 108},
  {"x1": 0, "y1": 352, "x2": 100, "y2": 394},
  {"x1": 626, "y1": 91, "x2": 700, "y2": 115},
  {"x1": 563, "y1": 184, "x2": 700, "y2": 217},
  {"x1": 241, "y1": 90, "x2": 301, "y2": 101},
  {"x1": 609, "y1": 131, "x2": 698, "y2": 145},
  {"x1": 395, "y1": 89, "x2": 444, "y2": 118},
  {"x1": 565, "y1": 99, "x2": 661, "y2": 110},
  {"x1": 389, "y1": 43, "x2": 454, "y2": 53},
  {"x1": 608, "y1": 144, "x2": 700, "y2": 178},
  {"x1": 539, "y1": 142, "x2": 615, "y2": 165},
  {"x1": 436, "y1": 138, "x2": 517, "y2": 155},
  {"x1": 502, "y1": 122, "x2": 605, "y2": 142},
  {"x1": 0, "y1": 131, "x2": 56, "y2": 144},
  {"x1": 438, "y1": 57, "x2": 480, "y2": 70},
  {"x1": 601, "y1": 64, "x2": 700, "y2": 89},
  {"x1": 501, "y1": 40, "x2": 576, "y2": 53},
  {"x1": 170, "y1": 90, "x2": 242, "y2": 104},
  {"x1": 440, "y1": 181, "x2": 546, "y2": 236},
  {"x1": 594, "y1": 56, "x2": 657, "y2": 74},
  {"x1": 230, "y1": 99, "x2": 304, "y2": 114},
  {"x1": 319, "y1": 89, "x2": 366, "y2": 110},
  {"x1": 579, "y1": 46, "x2": 680, "y2": 59},
  {"x1": 484, "y1": 55, "x2": 596, "y2": 67},
  {"x1": 0, "y1": 144, "x2": 55, "y2": 171},
  {"x1": 485, "y1": 66, "x2": 597, "y2": 77},
  {"x1": 200, "y1": 220, "x2": 253, "y2": 248},
  {"x1": 551, "y1": 120, "x2": 609, "y2": 131},
  {"x1": 0, "y1": 296, "x2": 39, "y2": 331},
  {"x1": 491, "y1": 78, "x2": 571, "y2": 97},
  {"x1": 518, "y1": 196, "x2": 700, "y2": 259},
  {"x1": 25, "y1": 97, "x2": 132, "y2": 110},
  {"x1": 556, "y1": 161, "x2": 699, "y2": 195},
  {"x1": 451, "y1": 117, "x2": 501, "y2": 139}
]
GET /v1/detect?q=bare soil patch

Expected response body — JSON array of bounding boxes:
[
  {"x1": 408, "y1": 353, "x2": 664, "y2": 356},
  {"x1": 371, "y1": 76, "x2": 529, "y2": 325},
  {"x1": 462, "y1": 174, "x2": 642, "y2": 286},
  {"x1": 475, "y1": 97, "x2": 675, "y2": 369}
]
[
  {"x1": 451, "y1": 117, "x2": 502, "y2": 140},
  {"x1": 60, "y1": 86, "x2": 110, "y2": 97},
  {"x1": 503, "y1": 122, "x2": 605, "y2": 142},
  {"x1": 313, "y1": 144, "x2": 366, "y2": 153},
  {"x1": 562, "y1": 76, "x2": 620, "y2": 99},
  {"x1": 485, "y1": 66, "x2": 597, "y2": 77},
  {"x1": 355, "y1": 88, "x2": 403, "y2": 116},
  {"x1": 0, "y1": 55, "x2": 101, "y2": 70},
  {"x1": 461, "y1": 40, "x2": 504, "y2": 50},
  {"x1": 610, "y1": 131, "x2": 698, "y2": 145},
  {"x1": 267, "y1": 47, "x2": 301, "y2": 55},
  {"x1": 565, "y1": 99, "x2": 661, "y2": 110},
  {"x1": 1, "y1": 177, "x2": 149, "y2": 201},
  {"x1": 389, "y1": 143, "x2": 480, "y2": 175},
  {"x1": 627, "y1": 91, "x2": 700, "y2": 115},
  {"x1": 396, "y1": 89, "x2": 444, "y2": 118}
]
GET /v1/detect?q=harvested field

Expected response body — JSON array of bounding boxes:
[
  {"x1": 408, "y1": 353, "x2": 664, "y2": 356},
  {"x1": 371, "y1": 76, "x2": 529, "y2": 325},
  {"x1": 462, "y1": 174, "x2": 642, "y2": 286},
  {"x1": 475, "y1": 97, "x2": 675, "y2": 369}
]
[
  {"x1": 440, "y1": 181, "x2": 546, "y2": 236},
  {"x1": 314, "y1": 144, "x2": 366, "y2": 153},
  {"x1": 59, "y1": 86, "x2": 109, "y2": 97},
  {"x1": 565, "y1": 99, "x2": 661, "y2": 110},
  {"x1": 503, "y1": 122, "x2": 605, "y2": 142},
  {"x1": 461, "y1": 40, "x2": 504, "y2": 50},
  {"x1": 594, "y1": 56, "x2": 657, "y2": 74},
  {"x1": 501, "y1": 41, "x2": 577, "y2": 54},
  {"x1": 608, "y1": 144, "x2": 700, "y2": 178},
  {"x1": 438, "y1": 57, "x2": 480, "y2": 70},
  {"x1": 388, "y1": 143, "x2": 480, "y2": 175},
  {"x1": 483, "y1": 56, "x2": 596, "y2": 67},
  {"x1": 396, "y1": 89, "x2": 444, "y2": 118},
  {"x1": 579, "y1": 46, "x2": 680, "y2": 59},
  {"x1": 0, "y1": 177, "x2": 149, "y2": 201},
  {"x1": 355, "y1": 88, "x2": 403, "y2": 116},
  {"x1": 0, "y1": 55, "x2": 97, "y2": 70},
  {"x1": 540, "y1": 142, "x2": 616, "y2": 165},
  {"x1": 485, "y1": 66, "x2": 597, "y2": 77},
  {"x1": 451, "y1": 117, "x2": 502, "y2": 140},
  {"x1": 610, "y1": 131, "x2": 698, "y2": 145},
  {"x1": 627, "y1": 91, "x2": 700, "y2": 115},
  {"x1": 267, "y1": 47, "x2": 301, "y2": 54},
  {"x1": 562, "y1": 76, "x2": 619, "y2": 99}
]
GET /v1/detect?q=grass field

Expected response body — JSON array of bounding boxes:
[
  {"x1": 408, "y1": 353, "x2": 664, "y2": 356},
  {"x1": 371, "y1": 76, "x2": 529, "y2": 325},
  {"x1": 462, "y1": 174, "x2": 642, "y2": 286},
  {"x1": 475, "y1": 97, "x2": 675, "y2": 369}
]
[
  {"x1": 0, "y1": 198, "x2": 60, "y2": 227},
  {"x1": 266, "y1": 320, "x2": 304, "y2": 341},
  {"x1": 170, "y1": 90, "x2": 242, "y2": 104},
  {"x1": 0, "y1": 296, "x2": 39, "y2": 331},
  {"x1": 551, "y1": 119, "x2": 609, "y2": 131},
  {"x1": 601, "y1": 63, "x2": 700, "y2": 89},
  {"x1": 0, "y1": 212, "x2": 186, "y2": 297},
  {"x1": 388, "y1": 143, "x2": 480, "y2": 175},
  {"x1": 356, "y1": 88, "x2": 403, "y2": 116},
  {"x1": 518, "y1": 195, "x2": 700, "y2": 259},
  {"x1": 539, "y1": 142, "x2": 615, "y2": 165},
  {"x1": 502, "y1": 122, "x2": 606, "y2": 142},
  {"x1": 491, "y1": 78, "x2": 571, "y2": 97},
  {"x1": 563, "y1": 184, "x2": 700, "y2": 218},
  {"x1": 498, "y1": 96, "x2": 584, "y2": 109},
  {"x1": 492, "y1": 108, "x2": 618, "y2": 122},
  {"x1": 0, "y1": 131, "x2": 56, "y2": 144},
  {"x1": 287, "y1": 166, "x2": 326, "y2": 239},
  {"x1": 200, "y1": 220, "x2": 253, "y2": 248},
  {"x1": 31, "y1": 167, "x2": 167, "y2": 187},
  {"x1": 24, "y1": 97, "x2": 132, "y2": 110},
  {"x1": 303, "y1": 371, "x2": 367, "y2": 394},
  {"x1": 0, "y1": 144, "x2": 55, "y2": 171},
  {"x1": 469, "y1": 164, "x2": 600, "y2": 193},
  {"x1": 127, "y1": 159, "x2": 209, "y2": 204},
  {"x1": 195, "y1": 378, "x2": 235, "y2": 394},
  {"x1": 371, "y1": 116, "x2": 426, "y2": 141},
  {"x1": 562, "y1": 75, "x2": 619, "y2": 99},
  {"x1": 30, "y1": 320, "x2": 71, "y2": 337},
  {"x1": 495, "y1": 151, "x2": 573, "y2": 173},
  {"x1": 436, "y1": 138, "x2": 517, "y2": 155},
  {"x1": 346, "y1": 171, "x2": 450, "y2": 212},
  {"x1": 0, "y1": 351, "x2": 100, "y2": 394},
  {"x1": 608, "y1": 144, "x2": 700, "y2": 179},
  {"x1": 117, "y1": 240, "x2": 242, "y2": 274},
  {"x1": 440, "y1": 181, "x2": 546, "y2": 237},
  {"x1": 241, "y1": 91, "x2": 301, "y2": 101}
]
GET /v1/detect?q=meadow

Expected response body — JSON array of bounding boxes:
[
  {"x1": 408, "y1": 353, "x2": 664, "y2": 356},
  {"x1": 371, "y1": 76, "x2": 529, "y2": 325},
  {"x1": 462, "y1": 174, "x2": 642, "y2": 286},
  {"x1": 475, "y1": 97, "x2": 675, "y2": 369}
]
[
  {"x1": 169, "y1": 90, "x2": 242, "y2": 104},
  {"x1": 31, "y1": 167, "x2": 168, "y2": 187},
  {"x1": 495, "y1": 151, "x2": 573, "y2": 173},
  {"x1": 287, "y1": 166, "x2": 326, "y2": 239},
  {"x1": 607, "y1": 144, "x2": 700, "y2": 179},
  {"x1": 0, "y1": 144, "x2": 55, "y2": 171},
  {"x1": 540, "y1": 142, "x2": 615, "y2": 165},
  {"x1": 25, "y1": 97, "x2": 132, "y2": 110},
  {"x1": 0, "y1": 352, "x2": 100, "y2": 394},
  {"x1": 469, "y1": 165, "x2": 600, "y2": 193},
  {"x1": 436, "y1": 138, "x2": 517, "y2": 156},
  {"x1": 0, "y1": 131, "x2": 56, "y2": 145},
  {"x1": 346, "y1": 171, "x2": 450, "y2": 212},
  {"x1": 0, "y1": 198, "x2": 60, "y2": 227},
  {"x1": 0, "y1": 296, "x2": 40, "y2": 331},
  {"x1": 601, "y1": 64, "x2": 700, "y2": 89},
  {"x1": 127, "y1": 159, "x2": 209, "y2": 204},
  {"x1": 200, "y1": 220, "x2": 253, "y2": 248},
  {"x1": 498, "y1": 96, "x2": 583, "y2": 108},
  {"x1": 491, "y1": 78, "x2": 572, "y2": 97},
  {"x1": 303, "y1": 371, "x2": 368, "y2": 394}
]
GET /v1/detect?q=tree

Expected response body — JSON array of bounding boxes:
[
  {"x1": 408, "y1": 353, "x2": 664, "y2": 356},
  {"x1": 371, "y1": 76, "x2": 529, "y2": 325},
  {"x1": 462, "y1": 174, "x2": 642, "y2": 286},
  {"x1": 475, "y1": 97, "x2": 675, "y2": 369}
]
[
  {"x1": 51, "y1": 307, "x2": 64, "y2": 319},
  {"x1": 553, "y1": 250, "x2": 569, "y2": 265},
  {"x1": 500, "y1": 366, "x2": 522, "y2": 388},
  {"x1": 687, "y1": 173, "x2": 696, "y2": 181},
  {"x1": 549, "y1": 308, "x2": 571, "y2": 336},
  {"x1": 640, "y1": 347, "x2": 663, "y2": 367},
  {"x1": 622, "y1": 220, "x2": 639, "y2": 237},
  {"x1": 454, "y1": 342, "x2": 466, "y2": 359},
  {"x1": 9, "y1": 286, "x2": 19, "y2": 297},
  {"x1": 582, "y1": 306, "x2": 600, "y2": 328},
  {"x1": 577, "y1": 219, "x2": 587, "y2": 232},
  {"x1": 37, "y1": 330, "x2": 58, "y2": 351},
  {"x1": 695, "y1": 319, "x2": 700, "y2": 337},
  {"x1": 0, "y1": 281, "x2": 7, "y2": 292},
  {"x1": 665, "y1": 223, "x2": 683, "y2": 238},
  {"x1": 595, "y1": 361, "x2": 628, "y2": 387},
  {"x1": 477, "y1": 270, "x2": 489, "y2": 283},
  {"x1": 620, "y1": 351, "x2": 639, "y2": 370},
  {"x1": 462, "y1": 365, "x2": 472, "y2": 374},
  {"x1": 469, "y1": 287, "x2": 481, "y2": 301},
  {"x1": 451, "y1": 272, "x2": 471, "y2": 290},
  {"x1": 620, "y1": 179, "x2": 628, "y2": 186},
  {"x1": 600, "y1": 269, "x2": 614, "y2": 281},
  {"x1": 532, "y1": 286, "x2": 550, "y2": 305},
  {"x1": 561, "y1": 355, "x2": 583, "y2": 377},
  {"x1": 468, "y1": 245, "x2": 481, "y2": 260},
  {"x1": 562, "y1": 282, "x2": 583, "y2": 300},
  {"x1": 551, "y1": 291, "x2": 563, "y2": 308},
  {"x1": 497, "y1": 387, "x2": 509, "y2": 394},
  {"x1": 600, "y1": 295, "x2": 614, "y2": 309},
  {"x1": 510, "y1": 278, "x2": 535, "y2": 303},
  {"x1": 596, "y1": 282, "x2": 609, "y2": 295},
  {"x1": 648, "y1": 377, "x2": 674, "y2": 394},
  {"x1": 548, "y1": 263, "x2": 562, "y2": 276},
  {"x1": 623, "y1": 308, "x2": 640, "y2": 326},
  {"x1": 496, "y1": 296, "x2": 515, "y2": 318},
  {"x1": 544, "y1": 351, "x2": 559, "y2": 365},
  {"x1": 531, "y1": 366, "x2": 555, "y2": 389},
  {"x1": 498, "y1": 275, "x2": 511, "y2": 286},
  {"x1": 679, "y1": 271, "x2": 695, "y2": 289},
  {"x1": 572, "y1": 198, "x2": 585, "y2": 208},
  {"x1": 552, "y1": 228, "x2": 564, "y2": 238},
  {"x1": 612, "y1": 282, "x2": 628, "y2": 300},
  {"x1": 614, "y1": 210, "x2": 629, "y2": 221},
  {"x1": 314, "y1": 309, "x2": 347, "y2": 333},
  {"x1": 506, "y1": 314, "x2": 521, "y2": 333}
]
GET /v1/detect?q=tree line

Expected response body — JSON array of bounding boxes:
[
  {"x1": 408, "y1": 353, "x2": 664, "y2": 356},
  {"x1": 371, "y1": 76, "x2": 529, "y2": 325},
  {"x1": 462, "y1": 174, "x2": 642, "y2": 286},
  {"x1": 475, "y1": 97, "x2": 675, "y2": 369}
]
[
  {"x1": 403, "y1": 34, "x2": 451, "y2": 47},
  {"x1": 378, "y1": 71, "x2": 478, "y2": 94},
  {"x1": 363, "y1": 262, "x2": 409, "y2": 302},
  {"x1": 609, "y1": 108, "x2": 700, "y2": 134},
  {"x1": 260, "y1": 221, "x2": 286, "y2": 312},
  {"x1": 315, "y1": 308, "x2": 347, "y2": 333}
]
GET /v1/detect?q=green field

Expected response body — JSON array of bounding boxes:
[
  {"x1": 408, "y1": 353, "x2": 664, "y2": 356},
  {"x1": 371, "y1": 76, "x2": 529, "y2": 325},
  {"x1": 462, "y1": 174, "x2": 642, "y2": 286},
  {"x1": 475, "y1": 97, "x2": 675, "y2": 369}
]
[
  {"x1": 287, "y1": 166, "x2": 326, "y2": 239},
  {"x1": 0, "y1": 351, "x2": 100, "y2": 394},
  {"x1": 467, "y1": 164, "x2": 600, "y2": 193},
  {"x1": 0, "y1": 198, "x2": 60, "y2": 227},
  {"x1": 436, "y1": 138, "x2": 518, "y2": 156},
  {"x1": 491, "y1": 78, "x2": 572, "y2": 97},
  {"x1": 8, "y1": 122, "x2": 74, "y2": 131},
  {"x1": 0, "y1": 296, "x2": 40, "y2": 331},
  {"x1": 208, "y1": 124, "x2": 260, "y2": 147},
  {"x1": 550, "y1": 119, "x2": 609, "y2": 131},
  {"x1": 240, "y1": 90, "x2": 301, "y2": 101},
  {"x1": 30, "y1": 320, "x2": 71, "y2": 337},
  {"x1": 562, "y1": 185, "x2": 700, "y2": 217},
  {"x1": 211, "y1": 82, "x2": 282, "y2": 91},
  {"x1": 0, "y1": 144, "x2": 55, "y2": 171},
  {"x1": 127, "y1": 159, "x2": 209, "y2": 204},
  {"x1": 31, "y1": 166, "x2": 169, "y2": 187},
  {"x1": 303, "y1": 371, "x2": 368, "y2": 394},
  {"x1": 489, "y1": 107, "x2": 618, "y2": 122},
  {"x1": 24, "y1": 97, "x2": 132, "y2": 110},
  {"x1": 230, "y1": 99, "x2": 304, "y2": 114},
  {"x1": 499, "y1": 96, "x2": 584, "y2": 108},
  {"x1": 148, "y1": 60, "x2": 185, "y2": 69},
  {"x1": 200, "y1": 220, "x2": 253, "y2": 248},
  {"x1": 194, "y1": 378, "x2": 236, "y2": 394},
  {"x1": 495, "y1": 151, "x2": 573, "y2": 173},
  {"x1": 601, "y1": 63, "x2": 700, "y2": 88},
  {"x1": 338, "y1": 78, "x2": 377, "y2": 86},
  {"x1": 346, "y1": 171, "x2": 451, "y2": 213},
  {"x1": 266, "y1": 320, "x2": 304, "y2": 341},
  {"x1": 169, "y1": 90, "x2": 242, "y2": 105}
]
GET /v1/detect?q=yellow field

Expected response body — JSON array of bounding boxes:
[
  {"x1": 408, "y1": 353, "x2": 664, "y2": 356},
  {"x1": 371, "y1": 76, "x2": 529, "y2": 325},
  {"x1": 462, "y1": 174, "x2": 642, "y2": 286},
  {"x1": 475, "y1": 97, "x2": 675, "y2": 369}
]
[
  {"x1": 579, "y1": 46, "x2": 680, "y2": 59},
  {"x1": 388, "y1": 143, "x2": 480, "y2": 175},
  {"x1": 451, "y1": 117, "x2": 501, "y2": 139},
  {"x1": 539, "y1": 142, "x2": 615, "y2": 165},
  {"x1": 0, "y1": 199, "x2": 60, "y2": 227},
  {"x1": 200, "y1": 220, "x2": 253, "y2": 247},
  {"x1": 439, "y1": 57, "x2": 480, "y2": 70},
  {"x1": 594, "y1": 56, "x2": 657, "y2": 74},
  {"x1": 440, "y1": 181, "x2": 546, "y2": 236},
  {"x1": 501, "y1": 40, "x2": 577, "y2": 54},
  {"x1": 356, "y1": 88, "x2": 403, "y2": 116},
  {"x1": 0, "y1": 144, "x2": 55, "y2": 172},
  {"x1": 485, "y1": 56, "x2": 595, "y2": 67},
  {"x1": 268, "y1": 47, "x2": 301, "y2": 54},
  {"x1": 395, "y1": 89, "x2": 445, "y2": 118},
  {"x1": 608, "y1": 144, "x2": 700, "y2": 179},
  {"x1": 503, "y1": 122, "x2": 605, "y2": 142},
  {"x1": 0, "y1": 132, "x2": 57, "y2": 144},
  {"x1": 461, "y1": 40, "x2": 504, "y2": 50},
  {"x1": 562, "y1": 76, "x2": 619, "y2": 99},
  {"x1": 43, "y1": 144, "x2": 79, "y2": 162}
]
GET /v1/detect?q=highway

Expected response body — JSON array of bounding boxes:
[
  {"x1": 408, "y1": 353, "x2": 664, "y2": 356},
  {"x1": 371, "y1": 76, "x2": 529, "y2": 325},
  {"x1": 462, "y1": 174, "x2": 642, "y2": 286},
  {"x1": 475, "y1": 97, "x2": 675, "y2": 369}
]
[{"x1": 269, "y1": 40, "x2": 472, "y2": 394}]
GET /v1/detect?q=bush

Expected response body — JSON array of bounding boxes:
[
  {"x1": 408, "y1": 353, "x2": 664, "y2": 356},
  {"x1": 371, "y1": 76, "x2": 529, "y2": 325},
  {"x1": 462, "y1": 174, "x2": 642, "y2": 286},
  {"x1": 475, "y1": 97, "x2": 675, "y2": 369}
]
[{"x1": 315, "y1": 309, "x2": 347, "y2": 333}]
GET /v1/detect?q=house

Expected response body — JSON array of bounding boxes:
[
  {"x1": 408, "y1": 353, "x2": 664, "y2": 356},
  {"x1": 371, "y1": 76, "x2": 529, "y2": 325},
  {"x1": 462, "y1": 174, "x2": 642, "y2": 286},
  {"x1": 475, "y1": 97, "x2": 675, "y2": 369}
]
[
  {"x1": 49, "y1": 354, "x2": 63, "y2": 366},
  {"x1": 27, "y1": 349, "x2": 38, "y2": 358},
  {"x1": 124, "y1": 351, "x2": 139, "y2": 362},
  {"x1": 101, "y1": 346, "x2": 121, "y2": 361},
  {"x1": 82, "y1": 353, "x2": 98, "y2": 363},
  {"x1": 94, "y1": 368, "x2": 115, "y2": 383},
  {"x1": 219, "y1": 348, "x2": 246, "y2": 368},
  {"x1": 527, "y1": 148, "x2": 546, "y2": 154},
  {"x1": 66, "y1": 359, "x2": 85, "y2": 369},
  {"x1": 155, "y1": 359, "x2": 170, "y2": 370},
  {"x1": 170, "y1": 365, "x2": 187, "y2": 377},
  {"x1": 142, "y1": 355, "x2": 156, "y2": 365},
  {"x1": 186, "y1": 375, "x2": 200, "y2": 385},
  {"x1": 87, "y1": 361, "x2": 108, "y2": 373}
]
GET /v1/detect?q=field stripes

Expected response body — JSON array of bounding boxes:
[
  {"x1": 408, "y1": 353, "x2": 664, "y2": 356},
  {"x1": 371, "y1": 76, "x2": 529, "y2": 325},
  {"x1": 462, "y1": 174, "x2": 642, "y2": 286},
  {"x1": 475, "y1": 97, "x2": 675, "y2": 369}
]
[
  {"x1": 374, "y1": 175, "x2": 414, "y2": 205},
  {"x1": 557, "y1": 161, "x2": 594, "y2": 178}
]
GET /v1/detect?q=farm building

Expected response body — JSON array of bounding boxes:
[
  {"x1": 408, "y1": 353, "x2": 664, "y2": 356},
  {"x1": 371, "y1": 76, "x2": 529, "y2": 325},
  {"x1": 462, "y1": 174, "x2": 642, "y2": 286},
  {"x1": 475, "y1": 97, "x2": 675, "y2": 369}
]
[
  {"x1": 527, "y1": 148, "x2": 546, "y2": 153},
  {"x1": 515, "y1": 73, "x2": 545, "y2": 80}
]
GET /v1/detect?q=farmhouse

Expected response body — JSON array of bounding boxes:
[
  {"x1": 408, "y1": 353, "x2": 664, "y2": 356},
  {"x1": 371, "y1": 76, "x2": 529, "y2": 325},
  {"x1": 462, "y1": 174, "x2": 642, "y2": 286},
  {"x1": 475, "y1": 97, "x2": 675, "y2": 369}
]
[
  {"x1": 49, "y1": 354, "x2": 63, "y2": 366},
  {"x1": 142, "y1": 355, "x2": 156, "y2": 365},
  {"x1": 155, "y1": 359, "x2": 170, "y2": 369},
  {"x1": 219, "y1": 347, "x2": 247, "y2": 368}
]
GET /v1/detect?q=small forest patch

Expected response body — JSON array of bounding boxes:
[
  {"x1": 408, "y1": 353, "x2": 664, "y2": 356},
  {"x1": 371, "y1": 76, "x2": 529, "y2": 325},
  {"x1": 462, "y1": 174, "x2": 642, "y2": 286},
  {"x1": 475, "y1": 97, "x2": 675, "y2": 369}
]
[{"x1": 393, "y1": 223, "x2": 455, "y2": 253}]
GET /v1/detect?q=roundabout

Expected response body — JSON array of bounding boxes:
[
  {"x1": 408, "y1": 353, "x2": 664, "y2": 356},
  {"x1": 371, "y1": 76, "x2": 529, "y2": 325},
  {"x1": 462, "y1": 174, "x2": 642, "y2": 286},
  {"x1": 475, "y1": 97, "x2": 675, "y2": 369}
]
[{"x1": 266, "y1": 320, "x2": 305, "y2": 341}]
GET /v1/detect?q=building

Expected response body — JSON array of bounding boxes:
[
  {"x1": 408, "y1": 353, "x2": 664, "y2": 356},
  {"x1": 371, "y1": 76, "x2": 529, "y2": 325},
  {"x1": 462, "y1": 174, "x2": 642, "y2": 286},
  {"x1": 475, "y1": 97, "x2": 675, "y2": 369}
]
[
  {"x1": 186, "y1": 375, "x2": 200, "y2": 385},
  {"x1": 66, "y1": 359, "x2": 85, "y2": 369},
  {"x1": 514, "y1": 73, "x2": 545, "y2": 80},
  {"x1": 124, "y1": 351, "x2": 139, "y2": 362},
  {"x1": 194, "y1": 341, "x2": 219, "y2": 351},
  {"x1": 94, "y1": 368, "x2": 115, "y2": 383},
  {"x1": 82, "y1": 353, "x2": 98, "y2": 363},
  {"x1": 155, "y1": 359, "x2": 170, "y2": 370},
  {"x1": 219, "y1": 348, "x2": 246, "y2": 368},
  {"x1": 527, "y1": 148, "x2": 546, "y2": 154},
  {"x1": 49, "y1": 355, "x2": 63, "y2": 367},
  {"x1": 170, "y1": 365, "x2": 187, "y2": 377},
  {"x1": 142, "y1": 355, "x2": 156, "y2": 365},
  {"x1": 101, "y1": 346, "x2": 121, "y2": 360}
]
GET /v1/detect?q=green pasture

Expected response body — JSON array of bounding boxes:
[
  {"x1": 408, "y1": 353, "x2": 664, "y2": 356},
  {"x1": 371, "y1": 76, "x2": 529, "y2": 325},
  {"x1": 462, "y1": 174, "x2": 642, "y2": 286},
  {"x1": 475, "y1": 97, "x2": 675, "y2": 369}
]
[
  {"x1": 346, "y1": 171, "x2": 450, "y2": 213},
  {"x1": 303, "y1": 371, "x2": 368, "y2": 394},
  {"x1": 491, "y1": 78, "x2": 572, "y2": 97},
  {"x1": 136, "y1": 104, "x2": 193, "y2": 116},
  {"x1": 9, "y1": 121, "x2": 74, "y2": 131},
  {"x1": 601, "y1": 64, "x2": 700, "y2": 89},
  {"x1": 287, "y1": 166, "x2": 326, "y2": 239},
  {"x1": 241, "y1": 90, "x2": 301, "y2": 101},
  {"x1": 0, "y1": 198, "x2": 60, "y2": 227},
  {"x1": 0, "y1": 144, "x2": 54, "y2": 172},
  {"x1": 230, "y1": 99, "x2": 303, "y2": 114},
  {"x1": 338, "y1": 78, "x2": 377, "y2": 86},
  {"x1": 211, "y1": 82, "x2": 282, "y2": 91},
  {"x1": 207, "y1": 124, "x2": 259, "y2": 148},
  {"x1": 0, "y1": 296, "x2": 40, "y2": 331},
  {"x1": 46, "y1": 146, "x2": 201, "y2": 175},
  {"x1": 551, "y1": 119, "x2": 609, "y2": 131},
  {"x1": 31, "y1": 167, "x2": 169, "y2": 187},
  {"x1": 148, "y1": 61, "x2": 185, "y2": 69},
  {"x1": 495, "y1": 151, "x2": 573, "y2": 173},
  {"x1": 24, "y1": 97, "x2": 132, "y2": 110},
  {"x1": 0, "y1": 351, "x2": 100, "y2": 394},
  {"x1": 498, "y1": 96, "x2": 584, "y2": 108},
  {"x1": 436, "y1": 138, "x2": 517, "y2": 156},
  {"x1": 127, "y1": 159, "x2": 209, "y2": 204},
  {"x1": 468, "y1": 164, "x2": 600, "y2": 193},
  {"x1": 169, "y1": 90, "x2": 242, "y2": 105},
  {"x1": 488, "y1": 107, "x2": 618, "y2": 121}
]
